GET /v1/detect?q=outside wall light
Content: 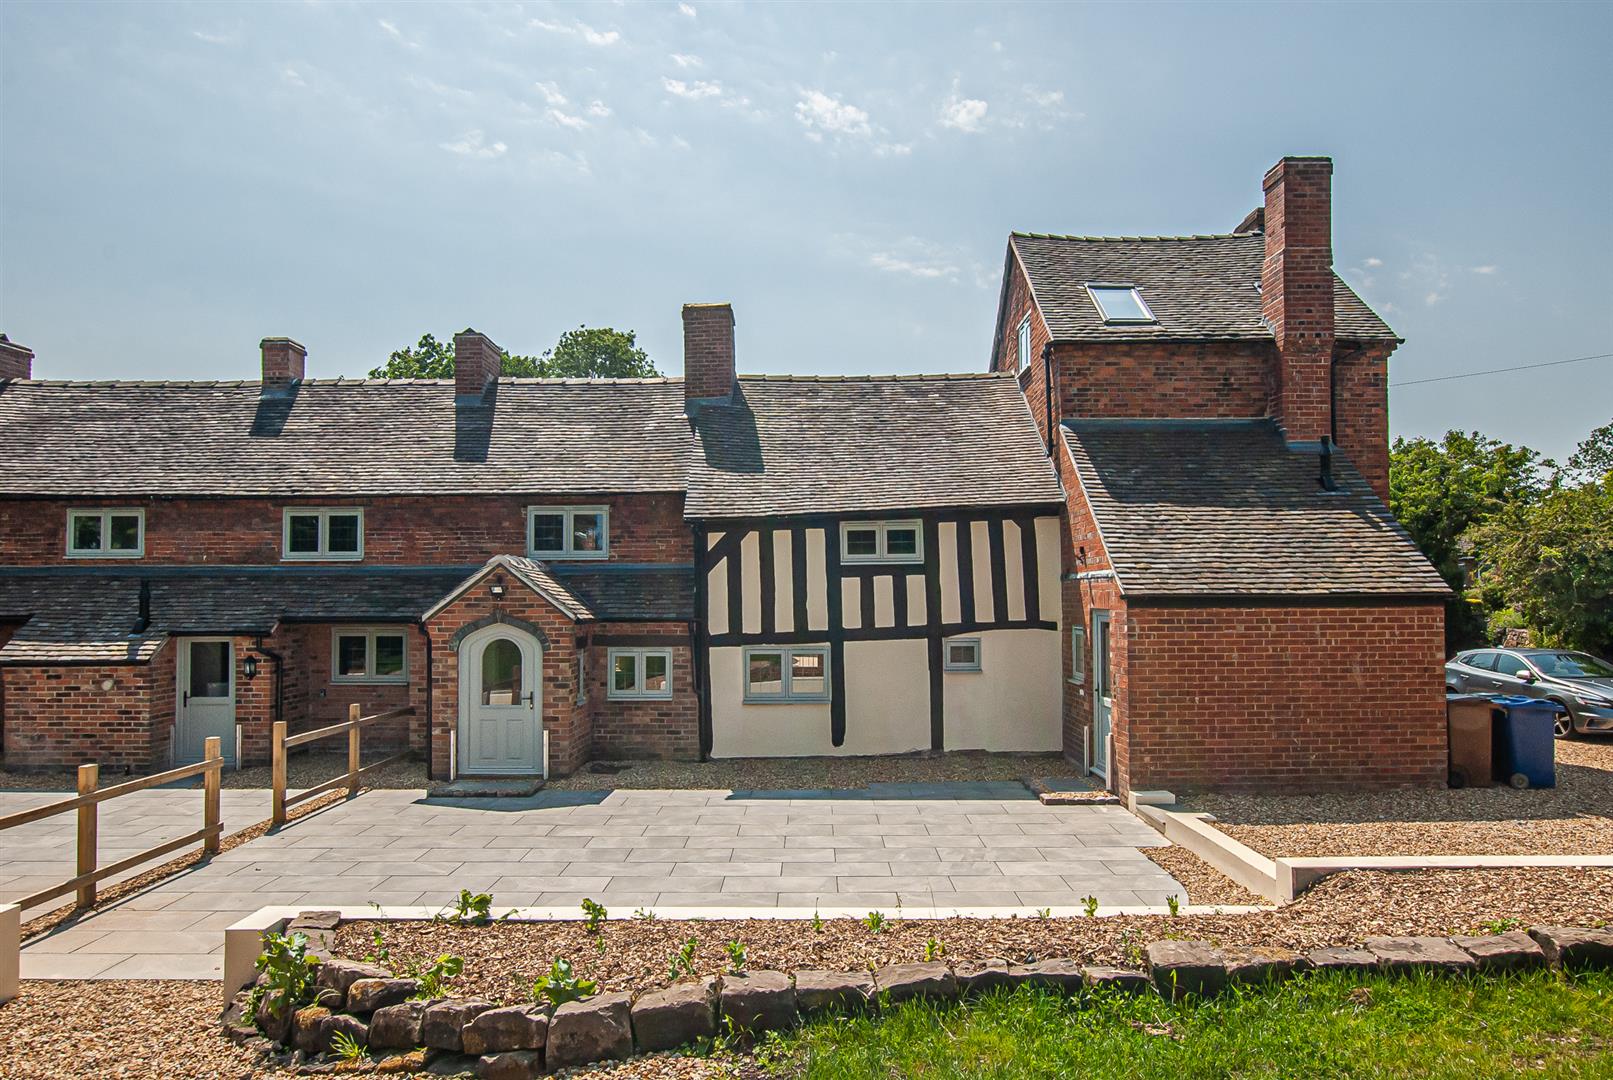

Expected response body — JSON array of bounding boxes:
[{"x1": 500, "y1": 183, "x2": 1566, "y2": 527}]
[
  {"x1": 489, "y1": 579, "x2": 507, "y2": 599},
  {"x1": 242, "y1": 655, "x2": 259, "y2": 679}
]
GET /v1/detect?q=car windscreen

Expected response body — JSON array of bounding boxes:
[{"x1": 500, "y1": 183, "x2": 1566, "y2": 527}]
[{"x1": 1529, "y1": 652, "x2": 1613, "y2": 679}]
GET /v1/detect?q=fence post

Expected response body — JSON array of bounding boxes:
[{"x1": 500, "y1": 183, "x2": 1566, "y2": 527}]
[
  {"x1": 347, "y1": 703, "x2": 362, "y2": 798},
  {"x1": 271, "y1": 721, "x2": 288, "y2": 827},
  {"x1": 75, "y1": 763, "x2": 98, "y2": 908},
  {"x1": 203, "y1": 736, "x2": 222, "y2": 855}
]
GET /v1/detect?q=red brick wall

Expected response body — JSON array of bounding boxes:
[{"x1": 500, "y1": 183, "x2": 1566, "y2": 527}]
[
  {"x1": 1263, "y1": 157, "x2": 1335, "y2": 443},
  {"x1": 0, "y1": 492, "x2": 691, "y2": 565},
  {"x1": 581, "y1": 624, "x2": 699, "y2": 762},
  {"x1": 1333, "y1": 342, "x2": 1393, "y2": 501},
  {"x1": 285, "y1": 623, "x2": 427, "y2": 753},
  {"x1": 1122, "y1": 601, "x2": 1447, "y2": 792},
  {"x1": 683, "y1": 304, "x2": 735, "y2": 401},
  {"x1": 990, "y1": 255, "x2": 1055, "y2": 442},
  {"x1": 1056, "y1": 340, "x2": 1274, "y2": 422},
  {"x1": 1, "y1": 658, "x2": 165, "y2": 768}
]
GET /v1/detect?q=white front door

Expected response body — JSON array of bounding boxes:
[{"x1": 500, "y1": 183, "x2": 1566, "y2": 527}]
[
  {"x1": 458, "y1": 626, "x2": 543, "y2": 776},
  {"x1": 1091, "y1": 611, "x2": 1112, "y2": 782},
  {"x1": 176, "y1": 637, "x2": 236, "y2": 765}
]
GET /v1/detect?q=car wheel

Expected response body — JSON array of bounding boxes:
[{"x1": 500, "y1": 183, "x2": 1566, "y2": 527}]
[{"x1": 1549, "y1": 702, "x2": 1575, "y2": 739}]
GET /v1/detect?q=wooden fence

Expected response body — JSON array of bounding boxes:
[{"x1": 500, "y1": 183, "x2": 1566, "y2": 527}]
[
  {"x1": 0, "y1": 737, "x2": 224, "y2": 913},
  {"x1": 271, "y1": 704, "x2": 415, "y2": 826}
]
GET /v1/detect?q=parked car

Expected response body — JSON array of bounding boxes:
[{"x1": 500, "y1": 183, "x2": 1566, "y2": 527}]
[{"x1": 1446, "y1": 648, "x2": 1613, "y2": 738}]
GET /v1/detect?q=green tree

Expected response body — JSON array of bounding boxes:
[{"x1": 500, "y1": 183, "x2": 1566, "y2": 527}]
[
  {"x1": 1566, "y1": 418, "x2": 1613, "y2": 482},
  {"x1": 369, "y1": 327, "x2": 657, "y2": 380}
]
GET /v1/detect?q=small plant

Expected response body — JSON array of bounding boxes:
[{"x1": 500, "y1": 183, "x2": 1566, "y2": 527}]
[
  {"x1": 364, "y1": 928, "x2": 392, "y2": 967},
  {"x1": 1166, "y1": 894, "x2": 1181, "y2": 917},
  {"x1": 1036, "y1": 907, "x2": 1052, "y2": 920},
  {"x1": 863, "y1": 910, "x2": 888, "y2": 934},
  {"x1": 668, "y1": 937, "x2": 699, "y2": 981},
  {"x1": 633, "y1": 907, "x2": 658, "y2": 922},
  {"x1": 1475, "y1": 916, "x2": 1524, "y2": 935},
  {"x1": 253, "y1": 931, "x2": 319, "y2": 1026},
  {"x1": 330, "y1": 1028, "x2": 368, "y2": 1063},
  {"x1": 923, "y1": 938, "x2": 945, "y2": 962},
  {"x1": 725, "y1": 939, "x2": 748, "y2": 973},
  {"x1": 412, "y1": 954, "x2": 464, "y2": 999},
  {"x1": 439, "y1": 889, "x2": 494, "y2": 926},
  {"x1": 1082, "y1": 895, "x2": 1099, "y2": 918},
  {"x1": 581, "y1": 898, "x2": 608, "y2": 934},
  {"x1": 811, "y1": 909, "x2": 823, "y2": 933},
  {"x1": 534, "y1": 957, "x2": 598, "y2": 1006}
]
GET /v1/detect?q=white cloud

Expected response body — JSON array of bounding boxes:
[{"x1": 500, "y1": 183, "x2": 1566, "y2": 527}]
[
  {"x1": 530, "y1": 18, "x2": 620, "y2": 46},
  {"x1": 281, "y1": 66, "x2": 306, "y2": 88},
  {"x1": 939, "y1": 92, "x2": 988, "y2": 133},
  {"x1": 1025, "y1": 88, "x2": 1064, "y2": 110},
  {"x1": 794, "y1": 89, "x2": 872, "y2": 139},
  {"x1": 678, "y1": 3, "x2": 697, "y2": 16},
  {"x1": 534, "y1": 81, "x2": 568, "y2": 105},
  {"x1": 874, "y1": 142, "x2": 913, "y2": 158},
  {"x1": 586, "y1": 100, "x2": 612, "y2": 118},
  {"x1": 440, "y1": 130, "x2": 507, "y2": 159},
  {"x1": 1425, "y1": 291, "x2": 1444, "y2": 306},
  {"x1": 547, "y1": 108, "x2": 589, "y2": 131},
  {"x1": 1472, "y1": 264, "x2": 1499, "y2": 274},
  {"x1": 192, "y1": 29, "x2": 237, "y2": 46},
  {"x1": 871, "y1": 252, "x2": 956, "y2": 279},
  {"x1": 663, "y1": 77, "x2": 723, "y2": 100},
  {"x1": 670, "y1": 53, "x2": 703, "y2": 68},
  {"x1": 1365, "y1": 256, "x2": 1383, "y2": 268},
  {"x1": 378, "y1": 19, "x2": 422, "y2": 50}
]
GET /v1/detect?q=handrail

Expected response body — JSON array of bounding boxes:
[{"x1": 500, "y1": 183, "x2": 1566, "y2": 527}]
[
  {"x1": 271, "y1": 704, "x2": 415, "y2": 826},
  {"x1": 0, "y1": 737, "x2": 223, "y2": 913}
]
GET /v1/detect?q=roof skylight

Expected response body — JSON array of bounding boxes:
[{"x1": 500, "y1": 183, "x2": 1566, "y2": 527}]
[{"x1": 1085, "y1": 283, "x2": 1156, "y2": 325}]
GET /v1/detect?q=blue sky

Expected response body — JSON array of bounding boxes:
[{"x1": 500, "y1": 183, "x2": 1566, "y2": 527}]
[{"x1": 2, "y1": 1, "x2": 1609, "y2": 462}]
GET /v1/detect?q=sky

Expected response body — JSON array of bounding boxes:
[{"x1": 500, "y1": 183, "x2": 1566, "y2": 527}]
[{"x1": 2, "y1": 1, "x2": 1609, "y2": 463}]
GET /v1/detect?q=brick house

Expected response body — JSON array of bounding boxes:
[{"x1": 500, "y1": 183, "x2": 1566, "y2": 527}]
[{"x1": 988, "y1": 156, "x2": 1450, "y2": 792}]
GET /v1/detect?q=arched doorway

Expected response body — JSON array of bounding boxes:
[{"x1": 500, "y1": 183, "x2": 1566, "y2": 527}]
[{"x1": 457, "y1": 624, "x2": 544, "y2": 776}]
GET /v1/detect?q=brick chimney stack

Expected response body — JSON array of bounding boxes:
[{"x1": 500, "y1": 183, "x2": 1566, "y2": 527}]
[
  {"x1": 0, "y1": 334, "x2": 34, "y2": 380},
  {"x1": 1262, "y1": 156, "x2": 1335, "y2": 446},
  {"x1": 683, "y1": 303, "x2": 736, "y2": 411},
  {"x1": 260, "y1": 337, "x2": 306, "y2": 396},
  {"x1": 454, "y1": 328, "x2": 503, "y2": 402}
]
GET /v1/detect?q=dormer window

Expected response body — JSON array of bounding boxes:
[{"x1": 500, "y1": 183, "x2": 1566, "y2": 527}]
[{"x1": 1085, "y1": 283, "x2": 1156, "y2": 325}]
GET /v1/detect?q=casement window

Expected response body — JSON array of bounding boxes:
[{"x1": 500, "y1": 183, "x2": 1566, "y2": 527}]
[
  {"x1": 283, "y1": 508, "x2": 363, "y2": 561},
  {"x1": 1069, "y1": 625, "x2": 1087, "y2": 685},
  {"x1": 943, "y1": 636, "x2": 982, "y2": 672},
  {"x1": 1085, "y1": 283, "x2": 1156, "y2": 325},
  {"x1": 744, "y1": 646, "x2": 831, "y2": 703},
  {"x1": 840, "y1": 520, "x2": 922, "y2": 564},
  {"x1": 527, "y1": 506, "x2": 609, "y2": 559},
  {"x1": 332, "y1": 627, "x2": 408, "y2": 683},
  {"x1": 608, "y1": 647, "x2": 673, "y2": 700},
  {"x1": 1016, "y1": 315, "x2": 1033, "y2": 374},
  {"x1": 65, "y1": 509, "x2": 144, "y2": 558}
]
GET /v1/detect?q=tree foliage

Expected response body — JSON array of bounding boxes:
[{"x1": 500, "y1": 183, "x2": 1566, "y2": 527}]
[{"x1": 368, "y1": 327, "x2": 656, "y2": 380}]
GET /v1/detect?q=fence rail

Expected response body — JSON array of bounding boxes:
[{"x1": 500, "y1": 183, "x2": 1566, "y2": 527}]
[
  {"x1": 0, "y1": 737, "x2": 223, "y2": 913},
  {"x1": 271, "y1": 705, "x2": 415, "y2": 826}
]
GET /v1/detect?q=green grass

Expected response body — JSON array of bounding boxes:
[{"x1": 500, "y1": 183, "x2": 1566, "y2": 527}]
[{"x1": 761, "y1": 970, "x2": 1613, "y2": 1079}]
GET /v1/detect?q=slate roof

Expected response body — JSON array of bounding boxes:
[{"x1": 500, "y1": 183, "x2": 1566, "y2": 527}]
[
  {"x1": 685, "y1": 374, "x2": 1065, "y2": 519},
  {"x1": 1010, "y1": 232, "x2": 1396, "y2": 343},
  {"x1": 0, "y1": 378, "x2": 691, "y2": 497},
  {"x1": 549, "y1": 565, "x2": 695, "y2": 622},
  {"x1": 1060, "y1": 419, "x2": 1449, "y2": 598}
]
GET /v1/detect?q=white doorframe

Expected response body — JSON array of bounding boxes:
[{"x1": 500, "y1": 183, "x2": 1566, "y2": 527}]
[
  {"x1": 175, "y1": 636, "x2": 237, "y2": 765},
  {"x1": 456, "y1": 624, "x2": 545, "y2": 777},
  {"x1": 1090, "y1": 610, "x2": 1112, "y2": 783}
]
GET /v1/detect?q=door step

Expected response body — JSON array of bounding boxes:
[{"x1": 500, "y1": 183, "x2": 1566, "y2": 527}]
[{"x1": 427, "y1": 777, "x2": 545, "y2": 799}]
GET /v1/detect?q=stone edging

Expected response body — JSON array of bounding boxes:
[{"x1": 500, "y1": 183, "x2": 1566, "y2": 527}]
[
  {"x1": 1133, "y1": 802, "x2": 1613, "y2": 902},
  {"x1": 222, "y1": 913, "x2": 1613, "y2": 1079}
]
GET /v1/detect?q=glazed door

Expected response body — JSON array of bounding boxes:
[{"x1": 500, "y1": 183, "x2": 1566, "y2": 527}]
[
  {"x1": 175, "y1": 638, "x2": 236, "y2": 765},
  {"x1": 459, "y1": 628, "x2": 542, "y2": 775},
  {"x1": 1091, "y1": 612, "x2": 1112, "y2": 781}
]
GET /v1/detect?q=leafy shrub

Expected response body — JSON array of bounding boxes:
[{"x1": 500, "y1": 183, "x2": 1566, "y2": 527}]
[{"x1": 534, "y1": 958, "x2": 598, "y2": 1006}]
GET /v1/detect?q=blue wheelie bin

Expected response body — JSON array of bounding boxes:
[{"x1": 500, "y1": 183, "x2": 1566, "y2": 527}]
[{"x1": 1487, "y1": 695, "x2": 1557, "y2": 789}]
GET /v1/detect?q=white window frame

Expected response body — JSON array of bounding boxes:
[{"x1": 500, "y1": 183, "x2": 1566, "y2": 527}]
[
  {"x1": 282, "y1": 507, "x2": 364, "y2": 562},
  {"x1": 1084, "y1": 282, "x2": 1157, "y2": 325},
  {"x1": 65, "y1": 508, "x2": 145, "y2": 558},
  {"x1": 607, "y1": 647, "x2": 674, "y2": 700},
  {"x1": 839, "y1": 520, "x2": 923, "y2": 564},
  {"x1": 526, "y1": 505, "x2": 610, "y2": 560},
  {"x1": 330, "y1": 626, "x2": 409, "y2": 684},
  {"x1": 1068, "y1": 625, "x2": 1087, "y2": 685},
  {"x1": 943, "y1": 636, "x2": 982, "y2": 672},
  {"x1": 743, "y1": 645, "x2": 832, "y2": 703}
]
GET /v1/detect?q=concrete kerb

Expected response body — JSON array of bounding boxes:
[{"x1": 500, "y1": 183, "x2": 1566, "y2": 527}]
[
  {"x1": 1134, "y1": 804, "x2": 1282, "y2": 903},
  {"x1": 1, "y1": 903, "x2": 18, "y2": 1004}
]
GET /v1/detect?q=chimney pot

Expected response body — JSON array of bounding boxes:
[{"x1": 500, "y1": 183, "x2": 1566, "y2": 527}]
[
  {"x1": 0, "y1": 334, "x2": 35, "y2": 380},
  {"x1": 1261, "y1": 156, "x2": 1335, "y2": 445},
  {"x1": 453, "y1": 328, "x2": 503, "y2": 402},
  {"x1": 682, "y1": 302, "x2": 735, "y2": 410},
  {"x1": 260, "y1": 337, "x2": 306, "y2": 396}
]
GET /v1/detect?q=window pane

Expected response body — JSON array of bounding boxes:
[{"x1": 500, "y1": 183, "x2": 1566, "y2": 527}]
[
  {"x1": 288, "y1": 514, "x2": 320, "y2": 553},
  {"x1": 374, "y1": 635, "x2": 405, "y2": 676},
  {"x1": 885, "y1": 527, "x2": 918, "y2": 557},
  {"x1": 572, "y1": 512, "x2": 605, "y2": 552},
  {"x1": 747, "y1": 652, "x2": 784, "y2": 695},
  {"x1": 612, "y1": 653, "x2": 638, "y2": 692},
  {"x1": 481, "y1": 638, "x2": 522, "y2": 705},
  {"x1": 326, "y1": 513, "x2": 360, "y2": 553},
  {"x1": 790, "y1": 651, "x2": 825, "y2": 695},
  {"x1": 72, "y1": 514, "x2": 102, "y2": 551},
  {"x1": 1089, "y1": 286, "x2": 1152, "y2": 323},
  {"x1": 531, "y1": 513, "x2": 565, "y2": 552},
  {"x1": 337, "y1": 635, "x2": 368, "y2": 677},
  {"x1": 947, "y1": 643, "x2": 977, "y2": 667},
  {"x1": 643, "y1": 653, "x2": 668, "y2": 692},
  {"x1": 189, "y1": 641, "x2": 230, "y2": 698},
  {"x1": 845, "y1": 528, "x2": 878, "y2": 556},
  {"x1": 108, "y1": 514, "x2": 141, "y2": 551},
  {"x1": 1070, "y1": 627, "x2": 1086, "y2": 680}
]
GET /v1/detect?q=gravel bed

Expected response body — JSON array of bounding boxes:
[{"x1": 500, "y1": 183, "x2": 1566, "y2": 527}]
[
  {"x1": 544, "y1": 751, "x2": 1065, "y2": 791},
  {"x1": 1193, "y1": 738, "x2": 1613, "y2": 857},
  {"x1": 330, "y1": 867, "x2": 1611, "y2": 1007},
  {"x1": 1141, "y1": 845, "x2": 1264, "y2": 906},
  {"x1": 0, "y1": 752, "x2": 428, "y2": 793}
]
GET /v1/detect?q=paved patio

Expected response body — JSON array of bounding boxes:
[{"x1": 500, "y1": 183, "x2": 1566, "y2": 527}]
[{"x1": 11, "y1": 781, "x2": 1182, "y2": 980}]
